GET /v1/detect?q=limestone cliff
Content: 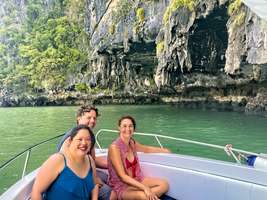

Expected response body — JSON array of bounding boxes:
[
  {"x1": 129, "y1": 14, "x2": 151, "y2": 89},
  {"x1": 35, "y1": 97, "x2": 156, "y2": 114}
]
[
  {"x1": 1, "y1": 0, "x2": 267, "y2": 116},
  {"x1": 86, "y1": 0, "x2": 267, "y2": 116}
]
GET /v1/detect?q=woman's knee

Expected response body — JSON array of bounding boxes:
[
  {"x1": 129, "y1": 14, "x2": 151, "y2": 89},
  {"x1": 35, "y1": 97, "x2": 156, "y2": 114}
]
[
  {"x1": 143, "y1": 177, "x2": 169, "y2": 189},
  {"x1": 109, "y1": 190, "x2": 117, "y2": 200},
  {"x1": 136, "y1": 192, "x2": 147, "y2": 200},
  {"x1": 160, "y1": 179, "x2": 169, "y2": 192},
  {"x1": 122, "y1": 191, "x2": 146, "y2": 200}
]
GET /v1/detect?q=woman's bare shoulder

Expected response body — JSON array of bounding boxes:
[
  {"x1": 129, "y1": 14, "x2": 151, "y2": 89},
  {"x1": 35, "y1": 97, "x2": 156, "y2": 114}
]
[
  {"x1": 108, "y1": 144, "x2": 120, "y2": 156},
  {"x1": 42, "y1": 153, "x2": 65, "y2": 169}
]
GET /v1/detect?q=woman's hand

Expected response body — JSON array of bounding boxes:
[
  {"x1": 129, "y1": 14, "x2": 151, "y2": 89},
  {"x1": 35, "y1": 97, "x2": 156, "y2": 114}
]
[
  {"x1": 95, "y1": 176, "x2": 103, "y2": 187},
  {"x1": 143, "y1": 186, "x2": 159, "y2": 200},
  {"x1": 91, "y1": 183, "x2": 99, "y2": 200}
]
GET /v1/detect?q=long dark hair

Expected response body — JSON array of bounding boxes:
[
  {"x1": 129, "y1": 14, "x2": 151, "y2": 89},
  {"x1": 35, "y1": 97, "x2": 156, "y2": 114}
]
[{"x1": 69, "y1": 124, "x2": 95, "y2": 153}]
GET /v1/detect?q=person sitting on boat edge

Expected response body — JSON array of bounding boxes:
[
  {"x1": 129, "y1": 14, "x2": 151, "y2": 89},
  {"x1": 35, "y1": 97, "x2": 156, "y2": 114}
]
[
  {"x1": 108, "y1": 115, "x2": 170, "y2": 200},
  {"x1": 31, "y1": 125, "x2": 99, "y2": 200},
  {"x1": 56, "y1": 105, "x2": 111, "y2": 200}
]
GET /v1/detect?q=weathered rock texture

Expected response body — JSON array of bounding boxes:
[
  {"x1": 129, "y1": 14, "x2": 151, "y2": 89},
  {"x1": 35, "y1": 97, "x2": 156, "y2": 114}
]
[
  {"x1": 84, "y1": 0, "x2": 267, "y2": 116},
  {"x1": 1, "y1": 0, "x2": 267, "y2": 117}
]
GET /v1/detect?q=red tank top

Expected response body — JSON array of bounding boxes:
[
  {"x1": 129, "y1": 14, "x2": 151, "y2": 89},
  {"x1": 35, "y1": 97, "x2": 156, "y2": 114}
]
[{"x1": 125, "y1": 156, "x2": 138, "y2": 177}]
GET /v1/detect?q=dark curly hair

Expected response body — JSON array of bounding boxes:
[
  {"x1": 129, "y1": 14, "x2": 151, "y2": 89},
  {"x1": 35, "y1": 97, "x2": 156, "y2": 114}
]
[{"x1": 76, "y1": 105, "x2": 99, "y2": 118}]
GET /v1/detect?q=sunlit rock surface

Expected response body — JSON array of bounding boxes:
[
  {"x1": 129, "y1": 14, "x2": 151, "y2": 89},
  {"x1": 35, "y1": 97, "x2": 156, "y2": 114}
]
[{"x1": 1, "y1": 0, "x2": 267, "y2": 116}]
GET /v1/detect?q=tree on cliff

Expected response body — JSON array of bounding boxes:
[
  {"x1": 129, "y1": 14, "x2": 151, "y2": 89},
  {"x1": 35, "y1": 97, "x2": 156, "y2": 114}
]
[{"x1": 0, "y1": 0, "x2": 90, "y2": 93}]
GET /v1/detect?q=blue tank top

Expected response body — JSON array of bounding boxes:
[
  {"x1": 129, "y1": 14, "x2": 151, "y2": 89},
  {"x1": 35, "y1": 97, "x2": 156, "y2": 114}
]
[{"x1": 44, "y1": 153, "x2": 95, "y2": 200}]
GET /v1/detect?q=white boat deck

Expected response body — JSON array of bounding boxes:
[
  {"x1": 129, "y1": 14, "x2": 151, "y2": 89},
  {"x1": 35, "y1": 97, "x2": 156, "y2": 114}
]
[
  {"x1": 1, "y1": 152, "x2": 267, "y2": 200},
  {"x1": 1, "y1": 129, "x2": 267, "y2": 200},
  {"x1": 139, "y1": 153, "x2": 267, "y2": 200}
]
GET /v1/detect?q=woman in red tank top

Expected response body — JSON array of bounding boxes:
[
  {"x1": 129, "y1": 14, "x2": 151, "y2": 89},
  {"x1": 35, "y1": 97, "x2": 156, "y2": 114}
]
[{"x1": 108, "y1": 116, "x2": 169, "y2": 200}]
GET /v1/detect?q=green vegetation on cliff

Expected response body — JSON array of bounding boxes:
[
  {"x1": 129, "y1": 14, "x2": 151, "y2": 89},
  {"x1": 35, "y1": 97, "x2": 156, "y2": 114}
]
[
  {"x1": 136, "y1": 7, "x2": 145, "y2": 23},
  {"x1": 0, "y1": 0, "x2": 90, "y2": 93},
  {"x1": 228, "y1": 0, "x2": 246, "y2": 26},
  {"x1": 133, "y1": 7, "x2": 145, "y2": 34},
  {"x1": 228, "y1": 0, "x2": 242, "y2": 15},
  {"x1": 75, "y1": 83, "x2": 89, "y2": 93},
  {"x1": 163, "y1": 0, "x2": 197, "y2": 25},
  {"x1": 156, "y1": 40, "x2": 164, "y2": 56},
  {"x1": 111, "y1": 0, "x2": 134, "y2": 25},
  {"x1": 0, "y1": 1, "x2": 25, "y2": 93}
]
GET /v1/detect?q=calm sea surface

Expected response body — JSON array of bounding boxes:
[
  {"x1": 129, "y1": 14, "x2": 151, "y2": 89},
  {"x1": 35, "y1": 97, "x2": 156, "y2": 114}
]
[{"x1": 0, "y1": 105, "x2": 267, "y2": 193}]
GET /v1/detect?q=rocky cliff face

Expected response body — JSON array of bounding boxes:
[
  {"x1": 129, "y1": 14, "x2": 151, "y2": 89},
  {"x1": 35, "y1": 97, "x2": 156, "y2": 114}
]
[
  {"x1": 155, "y1": 0, "x2": 229, "y2": 89},
  {"x1": 85, "y1": 0, "x2": 267, "y2": 116},
  {"x1": 86, "y1": 0, "x2": 169, "y2": 94},
  {"x1": 1, "y1": 0, "x2": 267, "y2": 116}
]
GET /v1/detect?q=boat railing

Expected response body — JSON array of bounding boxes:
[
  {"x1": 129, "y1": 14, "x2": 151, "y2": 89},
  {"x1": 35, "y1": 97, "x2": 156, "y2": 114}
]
[
  {"x1": 95, "y1": 129, "x2": 260, "y2": 164},
  {"x1": 0, "y1": 129, "x2": 260, "y2": 176},
  {"x1": 0, "y1": 133, "x2": 64, "y2": 179},
  {"x1": 0, "y1": 128, "x2": 261, "y2": 194}
]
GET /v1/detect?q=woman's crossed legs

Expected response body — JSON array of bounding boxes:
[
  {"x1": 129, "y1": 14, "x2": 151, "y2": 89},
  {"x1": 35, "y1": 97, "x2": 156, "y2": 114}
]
[{"x1": 118, "y1": 177, "x2": 169, "y2": 200}]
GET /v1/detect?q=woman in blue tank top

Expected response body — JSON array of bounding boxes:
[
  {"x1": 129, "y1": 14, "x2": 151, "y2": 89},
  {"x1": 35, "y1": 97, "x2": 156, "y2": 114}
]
[{"x1": 31, "y1": 125, "x2": 99, "y2": 200}]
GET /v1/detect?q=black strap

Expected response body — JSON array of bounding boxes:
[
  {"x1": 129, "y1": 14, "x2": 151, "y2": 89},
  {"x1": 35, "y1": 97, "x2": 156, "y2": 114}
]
[
  {"x1": 58, "y1": 152, "x2": 67, "y2": 166},
  {"x1": 88, "y1": 155, "x2": 92, "y2": 168}
]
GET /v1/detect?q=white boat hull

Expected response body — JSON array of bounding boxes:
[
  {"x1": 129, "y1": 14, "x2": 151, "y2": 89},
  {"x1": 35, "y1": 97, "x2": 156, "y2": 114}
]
[
  {"x1": 1, "y1": 151, "x2": 267, "y2": 200},
  {"x1": 139, "y1": 153, "x2": 267, "y2": 200}
]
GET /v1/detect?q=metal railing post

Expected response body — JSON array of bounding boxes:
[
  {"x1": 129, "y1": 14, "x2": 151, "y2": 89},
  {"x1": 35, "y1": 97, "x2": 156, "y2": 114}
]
[
  {"x1": 21, "y1": 149, "x2": 31, "y2": 178},
  {"x1": 155, "y1": 136, "x2": 163, "y2": 148}
]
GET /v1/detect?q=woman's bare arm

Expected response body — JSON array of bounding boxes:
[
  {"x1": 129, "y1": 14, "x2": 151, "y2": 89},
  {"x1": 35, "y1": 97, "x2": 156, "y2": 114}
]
[
  {"x1": 31, "y1": 154, "x2": 64, "y2": 200},
  {"x1": 135, "y1": 141, "x2": 171, "y2": 153},
  {"x1": 89, "y1": 155, "x2": 99, "y2": 200}
]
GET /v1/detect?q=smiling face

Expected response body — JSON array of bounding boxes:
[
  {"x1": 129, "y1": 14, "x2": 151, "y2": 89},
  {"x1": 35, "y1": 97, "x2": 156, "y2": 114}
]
[
  {"x1": 70, "y1": 128, "x2": 92, "y2": 156},
  {"x1": 119, "y1": 118, "x2": 135, "y2": 140},
  {"x1": 77, "y1": 110, "x2": 97, "y2": 129}
]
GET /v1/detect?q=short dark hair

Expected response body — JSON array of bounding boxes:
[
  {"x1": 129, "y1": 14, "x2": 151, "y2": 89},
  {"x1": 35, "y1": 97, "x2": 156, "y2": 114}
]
[
  {"x1": 69, "y1": 124, "x2": 95, "y2": 153},
  {"x1": 76, "y1": 105, "x2": 99, "y2": 118},
  {"x1": 118, "y1": 115, "x2": 136, "y2": 130}
]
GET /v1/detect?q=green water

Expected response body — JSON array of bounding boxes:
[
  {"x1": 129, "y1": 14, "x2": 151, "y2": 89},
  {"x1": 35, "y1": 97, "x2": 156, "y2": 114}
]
[{"x1": 0, "y1": 105, "x2": 267, "y2": 194}]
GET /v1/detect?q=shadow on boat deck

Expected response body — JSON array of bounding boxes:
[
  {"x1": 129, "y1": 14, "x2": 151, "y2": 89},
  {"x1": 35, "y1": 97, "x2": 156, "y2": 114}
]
[{"x1": 161, "y1": 194, "x2": 177, "y2": 200}]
